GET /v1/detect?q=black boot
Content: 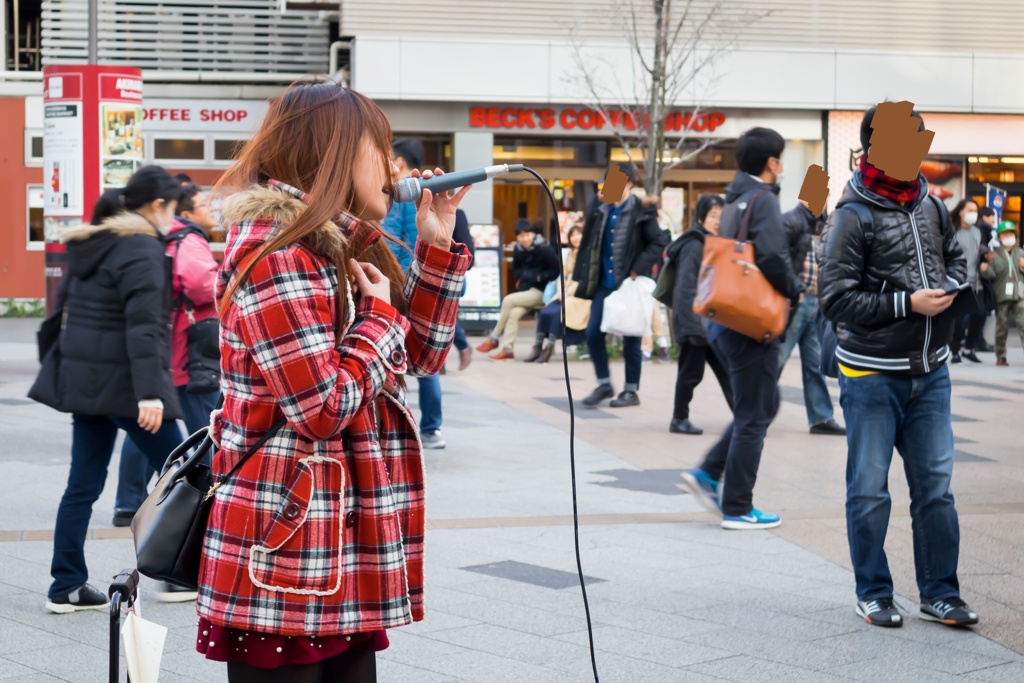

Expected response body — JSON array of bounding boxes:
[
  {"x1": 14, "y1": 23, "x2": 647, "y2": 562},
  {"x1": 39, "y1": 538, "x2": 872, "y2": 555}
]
[
  {"x1": 523, "y1": 343, "x2": 543, "y2": 363},
  {"x1": 539, "y1": 342, "x2": 555, "y2": 364}
]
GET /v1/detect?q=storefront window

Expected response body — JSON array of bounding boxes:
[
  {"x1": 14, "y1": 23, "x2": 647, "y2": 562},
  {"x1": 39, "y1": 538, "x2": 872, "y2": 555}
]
[
  {"x1": 26, "y1": 132, "x2": 44, "y2": 165},
  {"x1": 214, "y1": 139, "x2": 245, "y2": 161},
  {"x1": 493, "y1": 138, "x2": 609, "y2": 168},
  {"x1": 965, "y1": 156, "x2": 1023, "y2": 227},
  {"x1": 154, "y1": 138, "x2": 205, "y2": 160},
  {"x1": 27, "y1": 185, "x2": 44, "y2": 249}
]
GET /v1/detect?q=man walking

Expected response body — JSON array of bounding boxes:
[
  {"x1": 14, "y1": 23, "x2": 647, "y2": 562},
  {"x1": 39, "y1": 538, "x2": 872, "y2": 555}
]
[
  {"x1": 573, "y1": 163, "x2": 668, "y2": 408},
  {"x1": 383, "y1": 138, "x2": 445, "y2": 448},
  {"x1": 819, "y1": 105, "x2": 978, "y2": 628},
  {"x1": 778, "y1": 200, "x2": 845, "y2": 435},
  {"x1": 679, "y1": 128, "x2": 803, "y2": 530}
]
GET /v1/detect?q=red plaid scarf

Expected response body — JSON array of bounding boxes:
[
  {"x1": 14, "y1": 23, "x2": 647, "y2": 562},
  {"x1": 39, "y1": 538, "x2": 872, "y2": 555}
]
[{"x1": 859, "y1": 157, "x2": 921, "y2": 204}]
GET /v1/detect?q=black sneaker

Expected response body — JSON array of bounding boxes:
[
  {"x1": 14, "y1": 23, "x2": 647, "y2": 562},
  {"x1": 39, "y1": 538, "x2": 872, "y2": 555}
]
[
  {"x1": 951, "y1": 353, "x2": 962, "y2": 364},
  {"x1": 111, "y1": 509, "x2": 136, "y2": 528},
  {"x1": 856, "y1": 598, "x2": 903, "y2": 627},
  {"x1": 46, "y1": 583, "x2": 110, "y2": 614},
  {"x1": 581, "y1": 385, "x2": 615, "y2": 407},
  {"x1": 608, "y1": 391, "x2": 640, "y2": 408},
  {"x1": 962, "y1": 350, "x2": 982, "y2": 364},
  {"x1": 920, "y1": 597, "x2": 979, "y2": 627},
  {"x1": 670, "y1": 418, "x2": 703, "y2": 435},
  {"x1": 809, "y1": 419, "x2": 846, "y2": 436}
]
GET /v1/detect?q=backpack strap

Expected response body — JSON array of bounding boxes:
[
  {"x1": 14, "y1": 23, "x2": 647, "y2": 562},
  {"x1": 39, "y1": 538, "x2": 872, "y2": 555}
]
[
  {"x1": 927, "y1": 193, "x2": 952, "y2": 237},
  {"x1": 165, "y1": 226, "x2": 209, "y2": 319},
  {"x1": 841, "y1": 202, "x2": 875, "y2": 250}
]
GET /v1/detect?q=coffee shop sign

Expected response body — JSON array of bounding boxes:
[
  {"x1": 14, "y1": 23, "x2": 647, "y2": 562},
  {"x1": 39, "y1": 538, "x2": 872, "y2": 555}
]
[{"x1": 469, "y1": 106, "x2": 726, "y2": 133}]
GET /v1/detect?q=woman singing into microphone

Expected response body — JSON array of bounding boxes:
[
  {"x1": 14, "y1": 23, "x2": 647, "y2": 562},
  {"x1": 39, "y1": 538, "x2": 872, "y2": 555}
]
[{"x1": 196, "y1": 80, "x2": 471, "y2": 682}]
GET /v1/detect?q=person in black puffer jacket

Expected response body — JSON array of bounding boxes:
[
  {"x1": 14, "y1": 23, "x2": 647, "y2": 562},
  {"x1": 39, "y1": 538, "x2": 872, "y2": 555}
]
[
  {"x1": 667, "y1": 194, "x2": 733, "y2": 435},
  {"x1": 30, "y1": 166, "x2": 185, "y2": 614},
  {"x1": 573, "y1": 162, "x2": 669, "y2": 408},
  {"x1": 476, "y1": 219, "x2": 559, "y2": 360},
  {"x1": 819, "y1": 105, "x2": 978, "y2": 629}
]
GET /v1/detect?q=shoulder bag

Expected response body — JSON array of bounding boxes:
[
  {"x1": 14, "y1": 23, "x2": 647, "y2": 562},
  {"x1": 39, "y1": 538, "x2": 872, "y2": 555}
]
[
  {"x1": 692, "y1": 191, "x2": 789, "y2": 342},
  {"x1": 132, "y1": 416, "x2": 286, "y2": 589}
]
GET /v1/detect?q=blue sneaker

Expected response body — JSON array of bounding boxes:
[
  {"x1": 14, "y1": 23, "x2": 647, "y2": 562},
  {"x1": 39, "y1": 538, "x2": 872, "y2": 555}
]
[
  {"x1": 679, "y1": 469, "x2": 721, "y2": 514},
  {"x1": 721, "y1": 508, "x2": 781, "y2": 530}
]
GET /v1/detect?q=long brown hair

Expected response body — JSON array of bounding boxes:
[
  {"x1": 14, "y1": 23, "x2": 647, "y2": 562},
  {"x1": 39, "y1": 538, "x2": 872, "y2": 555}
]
[{"x1": 216, "y1": 79, "x2": 407, "y2": 324}]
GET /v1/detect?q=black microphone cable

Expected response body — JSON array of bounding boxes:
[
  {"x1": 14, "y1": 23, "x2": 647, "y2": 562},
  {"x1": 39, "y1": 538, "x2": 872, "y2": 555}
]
[{"x1": 520, "y1": 166, "x2": 600, "y2": 683}]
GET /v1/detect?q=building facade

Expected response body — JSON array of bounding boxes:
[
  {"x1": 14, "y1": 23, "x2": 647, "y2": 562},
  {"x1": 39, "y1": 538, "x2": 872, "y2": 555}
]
[{"x1": 5, "y1": 0, "x2": 1024, "y2": 298}]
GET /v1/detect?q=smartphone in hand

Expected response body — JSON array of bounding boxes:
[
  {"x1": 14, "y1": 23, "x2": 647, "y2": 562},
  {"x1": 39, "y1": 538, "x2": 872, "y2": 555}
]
[{"x1": 941, "y1": 280, "x2": 970, "y2": 296}]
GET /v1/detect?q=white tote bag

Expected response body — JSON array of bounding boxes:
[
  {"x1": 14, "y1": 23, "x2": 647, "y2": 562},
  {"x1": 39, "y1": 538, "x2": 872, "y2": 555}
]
[{"x1": 599, "y1": 276, "x2": 656, "y2": 338}]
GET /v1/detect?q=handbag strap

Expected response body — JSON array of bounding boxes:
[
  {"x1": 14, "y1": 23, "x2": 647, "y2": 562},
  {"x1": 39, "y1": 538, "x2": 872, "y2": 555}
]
[
  {"x1": 736, "y1": 190, "x2": 770, "y2": 244},
  {"x1": 204, "y1": 416, "x2": 288, "y2": 501}
]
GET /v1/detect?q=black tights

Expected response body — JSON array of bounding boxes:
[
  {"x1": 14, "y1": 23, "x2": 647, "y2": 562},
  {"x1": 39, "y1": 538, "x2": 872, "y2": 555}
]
[{"x1": 227, "y1": 648, "x2": 376, "y2": 683}]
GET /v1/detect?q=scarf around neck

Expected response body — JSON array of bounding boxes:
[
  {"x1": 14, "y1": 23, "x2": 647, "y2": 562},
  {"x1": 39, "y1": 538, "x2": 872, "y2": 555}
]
[{"x1": 859, "y1": 157, "x2": 921, "y2": 205}]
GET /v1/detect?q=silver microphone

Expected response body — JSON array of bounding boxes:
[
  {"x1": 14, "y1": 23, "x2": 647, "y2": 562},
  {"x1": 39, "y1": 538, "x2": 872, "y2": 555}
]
[{"x1": 392, "y1": 164, "x2": 525, "y2": 203}]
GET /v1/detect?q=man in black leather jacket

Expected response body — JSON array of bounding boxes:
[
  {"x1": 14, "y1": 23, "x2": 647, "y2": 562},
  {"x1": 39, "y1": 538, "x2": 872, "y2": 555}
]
[
  {"x1": 819, "y1": 105, "x2": 978, "y2": 629},
  {"x1": 573, "y1": 163, "x2": 668, "y2": 408},
  {"x1": 679, "y1": 127, "x2": 802, "y2": 532}
]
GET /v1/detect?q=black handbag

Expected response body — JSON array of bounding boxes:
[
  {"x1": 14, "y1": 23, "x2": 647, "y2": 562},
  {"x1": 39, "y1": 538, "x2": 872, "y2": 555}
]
[
  {"x1": 132, "y1": 416, "x2": 286, "y2": 589},
  {"x1": 181, "y1": 298, "x2": 221, "y2": 394}
]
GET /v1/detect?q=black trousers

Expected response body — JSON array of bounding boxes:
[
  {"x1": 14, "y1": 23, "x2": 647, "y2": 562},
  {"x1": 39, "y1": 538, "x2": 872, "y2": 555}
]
[
  {"x1": 950, "y1": 312, "x2": 985, "y2": 353},
  {"x1": 227, "y1": 649, "x2": 376, "y2": 683},
  {"x1": 699, "y1": 329, "x2": 781, "y2": 517},
  {"x1": 673, "y1": 340, "x2": 734, "y2": 420}
]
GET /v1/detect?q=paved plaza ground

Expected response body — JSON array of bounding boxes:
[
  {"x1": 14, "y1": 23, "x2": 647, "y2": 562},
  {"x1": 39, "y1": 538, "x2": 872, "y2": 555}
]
[{"x1": 0, "y1": 317, "x2": 1023, "y2": 682}]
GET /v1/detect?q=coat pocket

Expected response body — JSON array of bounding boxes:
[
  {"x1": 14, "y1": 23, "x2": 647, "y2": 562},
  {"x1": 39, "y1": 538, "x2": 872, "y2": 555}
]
[{"x1": 248, "y1": 457, "x2": 345, "y2": 596}]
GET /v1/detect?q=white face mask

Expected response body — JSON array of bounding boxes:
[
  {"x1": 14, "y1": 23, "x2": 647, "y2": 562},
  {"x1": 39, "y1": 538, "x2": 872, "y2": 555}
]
[
  {"x1": 963, "y1": 212, "x2": 978, "y2": 226},
  {"x1": 1001, "y1": 236, "x2": 1017, "y2": 248}
]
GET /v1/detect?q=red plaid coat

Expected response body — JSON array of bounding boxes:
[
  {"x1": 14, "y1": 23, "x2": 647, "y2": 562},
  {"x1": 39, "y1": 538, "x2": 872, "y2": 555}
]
[{"x1": 196, "y1": 183, "x2": 469, "y2": 636}]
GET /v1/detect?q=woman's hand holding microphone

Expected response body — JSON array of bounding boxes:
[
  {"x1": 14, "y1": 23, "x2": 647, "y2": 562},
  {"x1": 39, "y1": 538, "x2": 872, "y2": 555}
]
[{"x1": 410, "y1": 168, "x2": 472, "y2": 250}]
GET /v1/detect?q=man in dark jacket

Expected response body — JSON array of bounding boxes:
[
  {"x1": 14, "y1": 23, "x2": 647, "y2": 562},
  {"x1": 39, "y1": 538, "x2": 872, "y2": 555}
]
[
  {"x1": 476, "y1": 219, "x2": 559, "y2": 360},
  {"x1": 777, "y1": 201, "x2": 845, "y2": 436},
  {"x1": 819, "y1": 105, "x2": 977, "y2": 629},
  {"x1": 668, "y1": 193, "x2": 733, "y2": 435},
  {"x1": 573, "y1": 162, "x2": 669, "y2": 408},
  {"x1": 679, "y1": 127, "x2": 802, "y2": 531}
]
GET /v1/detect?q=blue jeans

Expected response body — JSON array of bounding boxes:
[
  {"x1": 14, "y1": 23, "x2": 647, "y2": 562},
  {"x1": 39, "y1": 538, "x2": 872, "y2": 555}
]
[
  {"x1": 586, "y1": 285, "x2": 642, "y2": 392},
  {"x1": 839, "y1": 365, "x2": 961, "y2": 602},
  {"x1": 51, "y1": 415, "x2": 184, "y2": 598},
  {"x1": 114, "y1": 387, "x2": 219, "y2": 512},
  {"x1": 417, "y1": 374, "x2": 442, "y2": 433},
  {"x1": 453, "y1": 324, "x2": 468, "y2": 352},
  {"x1": 777, "y1": 295, "x2": 835, "y2": 426}
]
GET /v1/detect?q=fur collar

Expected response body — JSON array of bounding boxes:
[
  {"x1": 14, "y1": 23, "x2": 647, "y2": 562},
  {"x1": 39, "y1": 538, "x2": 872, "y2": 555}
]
[
  {"x1": 61, "y1": 212, "x2": 161, "y2": 243},
  {"x1": 219, "y1": 184, "x2": 347, "y2": 259}
]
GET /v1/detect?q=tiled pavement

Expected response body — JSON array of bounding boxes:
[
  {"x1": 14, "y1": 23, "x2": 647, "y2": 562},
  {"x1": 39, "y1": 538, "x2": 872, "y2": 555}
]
[{"x1": 1, "y1": 318, "x2": 1023, "y2": 681}]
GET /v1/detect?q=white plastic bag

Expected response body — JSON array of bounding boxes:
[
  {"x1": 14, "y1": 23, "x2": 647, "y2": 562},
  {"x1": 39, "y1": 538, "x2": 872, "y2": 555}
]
[
  {"x1": 121, "y1": 602, "x2": 168, "y2": 683},
  {"x1": 600, "y1": 276, "x2": 657, "y2": 338}
]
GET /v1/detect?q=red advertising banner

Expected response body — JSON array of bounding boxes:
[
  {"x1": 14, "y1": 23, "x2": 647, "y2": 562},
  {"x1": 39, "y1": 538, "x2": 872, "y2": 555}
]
[{"x1": 42, "y1": 65, "x2": 143, "y2": 313}]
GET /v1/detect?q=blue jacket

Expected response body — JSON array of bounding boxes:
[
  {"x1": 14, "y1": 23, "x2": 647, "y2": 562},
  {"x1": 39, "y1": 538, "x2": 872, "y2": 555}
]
[{"x1": 380, "y1": 201, "x2": 418, "y2": 272}]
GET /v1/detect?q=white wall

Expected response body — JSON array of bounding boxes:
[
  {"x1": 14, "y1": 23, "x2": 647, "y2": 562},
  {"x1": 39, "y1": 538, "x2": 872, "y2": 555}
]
[{"x1": 353, "y1": 37, "x2": 1024, "y2": 115}]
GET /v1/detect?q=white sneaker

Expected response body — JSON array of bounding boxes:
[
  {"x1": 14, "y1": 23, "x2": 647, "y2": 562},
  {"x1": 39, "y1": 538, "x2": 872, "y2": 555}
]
[
  {"x1": 421, "y1": 430, "x2": 447, "y2": 449},
  {"x1": 155, "y1": 582, "x2": 198, "y2": 603}
]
